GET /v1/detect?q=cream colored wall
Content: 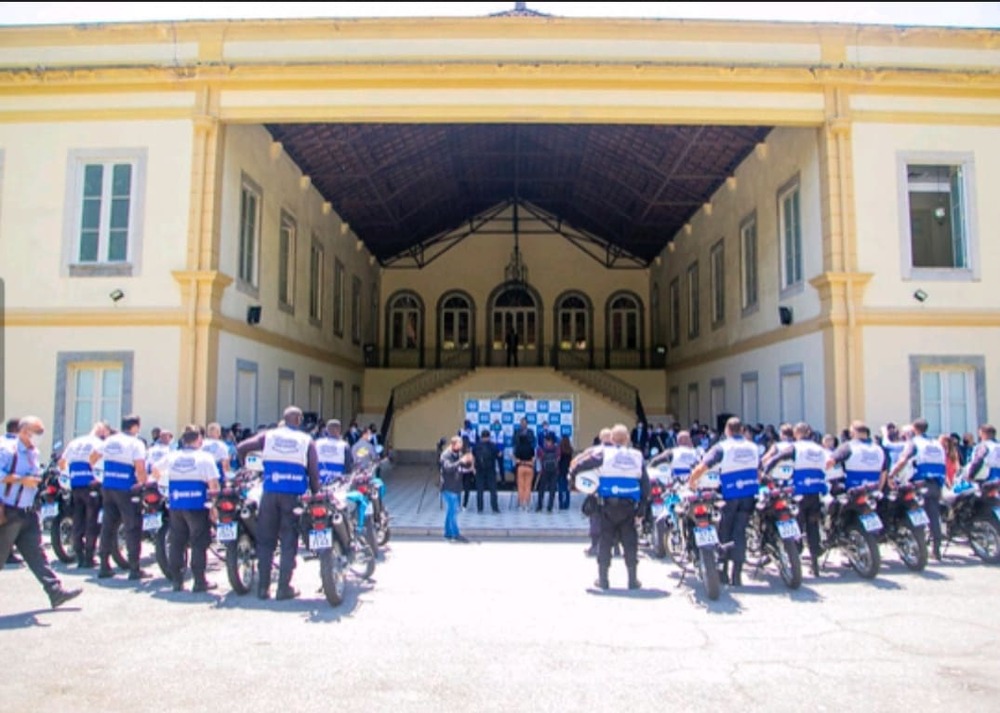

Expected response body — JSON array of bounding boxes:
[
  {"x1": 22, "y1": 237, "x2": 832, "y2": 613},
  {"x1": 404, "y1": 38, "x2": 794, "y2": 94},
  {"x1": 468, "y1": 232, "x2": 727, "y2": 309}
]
[
  {"x1": 665, "y1": 332, "x2": 827, "y2": 431},
  {"x1": 218, "y1": 124, "x2": 380, "y2": 365},
  {"x1": 862, "y1": 327, "x2": 998, "y2": 430},
  {"x1": 215, "y1": 332, "x2": 363, "y2": 427},
  {"x1": 379, "y1": 207, "x2": 650, "y2": 357},
  {"x1": 0, "y1": 119, "x2": 193, "y2": 309},
  {"x1": 4, "y1": 325, "x2": 182, "y2": 445},
  {"x1": 389, "y1": 367, "x2": 634, "y2": 453},
  {"x1": 650, "y1": 126, "x2": 823, "y2": 359},
  {"x1": 852, "y1": 122, "x2": 1000, "y2": 308}
]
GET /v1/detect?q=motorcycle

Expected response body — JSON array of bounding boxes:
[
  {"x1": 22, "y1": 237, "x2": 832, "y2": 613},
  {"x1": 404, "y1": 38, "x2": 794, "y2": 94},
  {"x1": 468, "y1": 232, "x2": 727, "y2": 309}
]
[
  {"x1": 672, "y1": 479, "x2": 726, "y2": 601},
  {"x1": 215, "y1": 468, "x2": 263, "y2": 595},
  {"x1": 48, "y1": 465, "x2": 129, "y2": 569},
  {"x1": 746, "y1": 465, "x2": 803, "y2": 589},
  {"x1": 941, "y1": 475, "x2": 1000, "y2": 564},
  {"x1": 879, "y1": 480, "x2": 930, "y2": 571},
  {"x1": 333, "y1": 477, "x2": 377, "y2": 580},
  {"x1": 645, "y1": 461, "x2": 683, "y2": 561},
  {"x1": 135, "y1": 480, "x2": 172, "y2": 578},
  {"x1": 348, "y1": 464, "x2": 389, "y2": 551},
  {"x1": 296, "y1": 487, "x2": 351, "y2": 607},
  {"x1": 820, "y1": 479, "x2": 884, "y2": 579},
  {"x1": 37, "y1": 447, "x2": 65, "y2": 533}
]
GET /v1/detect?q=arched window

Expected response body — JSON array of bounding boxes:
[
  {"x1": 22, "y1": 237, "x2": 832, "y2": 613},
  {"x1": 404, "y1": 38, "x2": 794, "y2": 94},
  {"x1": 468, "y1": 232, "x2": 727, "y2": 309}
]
[
  {"x1": 650, "y1": 282, "x2": 660, "y2": 346},
  {"x1": 440, "y1": 292, "x2": 473, "y2": 350},
  {"x1": 556, "y1": 293, "x2": 590, "y2": 350},
  {"x1": 488, "y1": 284, "x2": 542, "y2": 366},
  {"x1": 606, "y1": 291, "x2": 644, "y2": 368},
  {"x1": 385, "y1": 291, "x2": 424, "y2": 367}
]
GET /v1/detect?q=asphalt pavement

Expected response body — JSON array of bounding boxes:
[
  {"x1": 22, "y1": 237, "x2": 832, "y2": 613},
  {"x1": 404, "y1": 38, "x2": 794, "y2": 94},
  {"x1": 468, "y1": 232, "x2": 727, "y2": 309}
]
[{"x1": 2, "y1": 537, "x2": 999, "y2": 713}]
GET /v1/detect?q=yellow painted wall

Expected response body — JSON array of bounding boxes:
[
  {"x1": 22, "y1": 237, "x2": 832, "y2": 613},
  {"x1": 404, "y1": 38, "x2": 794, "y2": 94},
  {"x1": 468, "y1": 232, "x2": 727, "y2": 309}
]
[
  {"x1": 650, "y1": 126, "x2": 823, "y2": 361},
  {"x1": 4, "y1": 325, "x2": 182, "y2": 446},
  {"x1": 862, "y1": 327, "x2": 999, "y2": 432},
  {"x1": 0, "y1": 119, "x2": 193, "y2": 309},
  {"x1": 389, "y1": 367, "x2": 634, "y2": 453},
  {"x1": 852, "y1": 122, "x2": 1000, "y2": 307},
  {"x1": 378, "y1": 205, "x2": 651, "y2": 358},
  {"x1": 218, "y1": 124, "x2": 381, "y2": 364}
]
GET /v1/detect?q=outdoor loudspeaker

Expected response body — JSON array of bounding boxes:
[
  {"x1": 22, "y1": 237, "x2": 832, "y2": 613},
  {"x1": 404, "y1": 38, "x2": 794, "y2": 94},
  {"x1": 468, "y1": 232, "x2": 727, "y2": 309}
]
[
  {"x1": 778, "y1": 306, "x2": 793, "y2": 326},
  {"x1": 247, "y1": 306, "x2": 262, "y2": 325}
]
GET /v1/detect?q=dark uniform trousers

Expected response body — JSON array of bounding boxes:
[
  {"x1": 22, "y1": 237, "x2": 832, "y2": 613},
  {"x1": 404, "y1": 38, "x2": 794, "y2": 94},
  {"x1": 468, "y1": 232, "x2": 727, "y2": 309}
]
[
  {"x1": 475, "y1": 468, "x2": 500, "y2": 513},
  {"x1": 922, "y1": 479, "x2": 944, "y2": 555},
  {"x1": 718, "y1": 496, "x2": 756, "y2": 573},
  {"x1": 169, "y1": 508, "x2": 211, "y2": 584},
  {"x1": 257, "y1": 491, "x2": 301, "y2": 592},
  {"x1": 597, "y1": 497, "x2": 639, "y2": 579},
  {"x1": 797, "y1": 494, "x2": 823, "y2": 569},
  {"x1": 0, "y1": 508, "x2": 61, "y2": 594},
  {"x1": 100, "y1": 487, "x2": 143, "y2": 570},
  {"x1": 71, "y1": 486, "x2": 102, "y2": 563}
]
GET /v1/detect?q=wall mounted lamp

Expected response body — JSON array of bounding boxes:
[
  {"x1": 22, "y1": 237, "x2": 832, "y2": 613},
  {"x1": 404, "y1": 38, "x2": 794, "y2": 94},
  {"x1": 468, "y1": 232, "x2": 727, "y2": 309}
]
[{"x1": 109, "y1": 289, "x2": 125, "y2": 303}]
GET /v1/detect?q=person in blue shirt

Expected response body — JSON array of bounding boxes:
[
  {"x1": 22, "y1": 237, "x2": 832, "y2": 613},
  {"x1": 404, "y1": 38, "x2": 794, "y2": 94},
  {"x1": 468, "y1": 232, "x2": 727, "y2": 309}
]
[{"x1": 0, "y1": 416, "x2": 82, "y2": 609}]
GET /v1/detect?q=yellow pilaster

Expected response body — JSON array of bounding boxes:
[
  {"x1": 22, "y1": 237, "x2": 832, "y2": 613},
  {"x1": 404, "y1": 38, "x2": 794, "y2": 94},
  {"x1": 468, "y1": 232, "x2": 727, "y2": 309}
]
[
  {"x1": 816, "y1": 85, "x2": 870, "y2": 432},
  {"x1": 177, "y1": 85, "x2": 228, "y2": 425}
]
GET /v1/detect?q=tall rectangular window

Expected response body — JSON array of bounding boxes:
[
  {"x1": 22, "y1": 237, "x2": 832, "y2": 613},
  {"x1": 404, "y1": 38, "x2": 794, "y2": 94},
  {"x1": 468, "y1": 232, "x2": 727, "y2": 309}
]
[
  {"x1": 351, "y1": 385, "x2": 361, "y2": 423},
  {"x1": 238, "y1": 175, "x2": 262, "y2": 291},
  {"x1": 309, "y1": 239, "x2": 323, "y2": 325},
  {"x1": 905, "y1": 163, "x2": 969, "y2": 270},
  {"x1": 920, "y1": 368, "x2": 974, "y2": 437},
  {"x1": 687, "y1": 383, "x2": 700, "y2": 425},
  {"x1": 369, "y1": 284, "x2": 380, "y2": 345},
  {"x1": 741, "y1": 372, "x2": 759, "y2": 425},
  {"x1": 668, "y1": 278, "x2": 680, "y2": 347},
  {"x1": 686, "y1": 262, "x2": 700, "y2": 340},
  {"x1": 235, "y1": 360, "x2": 258, "y2": 430},
  {"x1": 333, "y1": 259, "x2": 345, "y2": 337},
  {"x1": 309, "y1": 376, "x2": 324, "y2": 419},
  {"x1": 710, "y1": 240, "x2": 725, "y2": 328},
  {"x1": 668, "y1": 386, "x2": 680, "y2": 422},
  {"x1": 780, "y1": 365, "x2": 804, "y2": 424},
  {"x1": 710, "y1": 379, "x2": 725, "y2": 425},
  {"x1": 351, "y1": 276, "x2": 362, "y2": 345},
  {"x1": 278, "y1": 211, "x2": 296, "y2": 311},
  {"x1": 778, "y1": 179, "x2": 803, "y2": 290},
  {"x1": 334, "y1": 382, "x2": 345, "y2": 422},
  {"x1": 740, "y1": 213, "x2": 758, "y2": 313},
  {"x1": 277, "y1": 369, "x2": 295, "y2": 418},
  {"x1": 68, "y1": 364, "x2": 123, "y2": 439}
]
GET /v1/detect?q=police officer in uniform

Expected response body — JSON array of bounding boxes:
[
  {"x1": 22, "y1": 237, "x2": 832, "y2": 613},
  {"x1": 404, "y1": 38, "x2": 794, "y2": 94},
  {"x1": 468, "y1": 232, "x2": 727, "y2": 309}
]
[
  {"x1": 0, "y1": 416, "x2": 83, "y2": 608},
  {"x1": 646, "y1": 430, "x2": 700, "y2": 485},
  {"x1": 966, "y1": 424, "x2": 1000, "y2": 482},
  {"x1": 155, "y1": 427, "x2": 220, "y2": 592},
  {"x1": 201, "y1": 423, "x2": 232, "y2": 481},
  {"x1": 315, "y1": 419, "x2": 353, "y2": 486},
  {"x1": 573, "y1": 427, "x2": 612, "y2": 557},
  {"x1": 59, "y1": 420, "x2": 109, "y2": 568},
  {"x1": 888, "y1": 417, "x2": 945, "y2": 560},
  {"x1": 569, "y1": 424, "x2": 649, "y2": 590},
  {"x1": 237, "y1": 406, "x2": 320, "y2": 600},
  {"x1": 472, "y1": 429, "x2": 502, "y2": 514},
  {"x1": 92, "y1": 414, "x2": 149, "y2": 580},
  {"x1": 762, "y1": 422, "x2": 829, "y2": 577},
  {"x1": 689, "y1": 416, "x2": 760, "y2": 587}
]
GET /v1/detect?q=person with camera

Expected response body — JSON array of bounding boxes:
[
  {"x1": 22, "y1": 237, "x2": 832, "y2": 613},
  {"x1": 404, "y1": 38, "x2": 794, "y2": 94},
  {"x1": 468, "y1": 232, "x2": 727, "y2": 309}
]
[{"x1": 439, "y1": 436, "x2": 471, "y2": 542}]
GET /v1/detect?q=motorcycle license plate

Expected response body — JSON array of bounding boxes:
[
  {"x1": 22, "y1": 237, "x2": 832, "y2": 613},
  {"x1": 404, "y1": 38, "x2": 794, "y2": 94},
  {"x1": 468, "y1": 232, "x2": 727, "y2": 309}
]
[
  {"x1": 651, "y1": 503, "x2": 665, "y2": 518},
  {"x1": 859, "y1": 513, "x2": 883, "y2": 533},
  {"x1": 693, "y1": 526, "x2": 719, "y2": 547},
  {"x1": 40, "y1": 503, "x2": 58, "y2": 521},
  {"x1": 142, "y1": 512, "x2": 162, "y2": 532},
  {"x1": 776, "y1": 519, "x2": 801, "y2": 539},
  {"x1": 216, "y1": 522, "x2": 238, "y2": 542},
  {"x1": 907, "y1": 508, "x2": 930, "y2": 527},
  {"x1": 309, "y1": 529, "x2": 332, "y2": 551}
]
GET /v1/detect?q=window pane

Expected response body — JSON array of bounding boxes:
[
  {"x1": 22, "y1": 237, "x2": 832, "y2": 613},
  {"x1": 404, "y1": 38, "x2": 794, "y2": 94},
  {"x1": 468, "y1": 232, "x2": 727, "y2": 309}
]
[
  {"x1": 391, "y1": 313, "x2": 404, "y2": 348},
  {"x1": 81, "y1": 197, "x2": 101, "y2": 230},
  {"x1": 75, "y1": 369, "x2": 95, "y2": 399},
  {"x1": 102, "y1": 368, "x2": 122, "y2": 399},
  {"x1": 950, "y1": 166, "x2": 966, "y2": 268},
  {"x1": 108, "y1": 229, "x2": 128, "y2": 262},
  {"x1": 908, "y1": 164, "x2": 963, "y2": 269},
  {"x1": 110, "y1": 196, "x2": 130, "y2": 230},
  {"x1": 73, "y1": 400, "x2": 92, "y2": 438},
  {"x1": 443, "y1": 312, "x2": 455, "y2": 343},
  {"x1": 79, "y1": 230, "x2": 99, "y2": 263},
  {"x1": 83, "y1": 164, "x2": 104, "y2": 197},
  {"x1": 111, "y1": 163, "x2": 132, "y2": 196},
  {"x1": 922, "y1": 371, "x2": 941, "y2": 401},
  {"x1": 457, "y1": 313, "x2": 469, "y2": 344},
  {"x1": 100, "y1": 397, "x2": 120, "y2": 427}
]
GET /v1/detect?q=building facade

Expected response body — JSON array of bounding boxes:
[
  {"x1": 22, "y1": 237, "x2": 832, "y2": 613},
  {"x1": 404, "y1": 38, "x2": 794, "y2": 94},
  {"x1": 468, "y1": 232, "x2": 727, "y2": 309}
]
[{"x1": 0, "y1": 16, "x2": 996, "y2": 451}]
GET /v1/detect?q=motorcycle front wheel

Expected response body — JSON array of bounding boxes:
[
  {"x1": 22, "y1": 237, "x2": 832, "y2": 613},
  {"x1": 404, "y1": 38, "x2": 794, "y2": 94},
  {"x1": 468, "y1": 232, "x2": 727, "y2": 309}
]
[
  {"x1": 896, "y1": 523, "x2": 928, "y2": 572},
  {"x1": 652, "y1": 519, "x2": 668, "y2": 559},
  {"x1": 319, "y1": 543, "x2": 346, "y2": 607},
  {"x1": 349, "y1": 538, "x2": 376, "y2": 580},
  {"x1": 376, "y1": 509, "x2": 391, "y2": 548},
  {"x1": 155, "y1": 525, "x2": 172, "y2": 579},
  {"x1": 774, "y1": 532, "x2": 802, "y2": 590},
  {"x1": 50, "y1": 514, "x2": 76, "y2": 564},
  {"x1": 846, "y1": 522, "x2": 881, "y2": 579},
  {"x1": 110, "y1": 522, "x2": 129, "y2": 570},
  {"x1": 225, "y1": 533, "x2": 256, "y2": 595},
  {"x1": 969, "y1": 516, "x2": 1000, "y2": 564}
]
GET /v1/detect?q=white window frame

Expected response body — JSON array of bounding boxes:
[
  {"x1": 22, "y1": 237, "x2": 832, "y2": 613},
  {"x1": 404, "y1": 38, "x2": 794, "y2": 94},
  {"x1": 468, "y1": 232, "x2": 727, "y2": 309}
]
[
  {"x1": 777, "y1": 176, "x2": 803, "y2": 294},
  {"x1": 779, "y1": 363, "x2": 805, "y2": 425},
  {"x1": 67, "y1": 364, "x2": 124, "y2": 440},
  {"x1": 333, "y1": 258, "x2": 346, "y2": 337},
  {"x1": 897, "y1": 152, "x2": 979, "y2": 282},
  {"x1": 235, "y1": 359, "x2": 258, "y2": 430},
  {"x1": 351, "y1": 275, "x2": 362, "y2": 345},
  {"x1": 710, "y1": 239, "x2": 725, "y2": 329},
  {"x1": 686, "y1": 262, "x2": 700, "y2": 340},
  {"x1": 740, "y1": 212, "x2": 759, "y2": 315},
  {"x1": 668, "y1": 278, "x2": 680, "y2": 347},
  {"x1": 237, "y1": 174, "x2": 262, "y2": 295},
  {"x1": 278, "y1": 210, "x2": 297, "y2": 313},
  {"x1": 309, "y1": 237, "x2": 324, "y2": 326},
  {"x1": 53, "y1": 351, "x2": 133, "y2": 447},
  {"x1": 909, "y1": 355, "x2": 986, "y2": 435},
  {"x1": 62, "y1": 148, "x2": 147, "y2": 278}
]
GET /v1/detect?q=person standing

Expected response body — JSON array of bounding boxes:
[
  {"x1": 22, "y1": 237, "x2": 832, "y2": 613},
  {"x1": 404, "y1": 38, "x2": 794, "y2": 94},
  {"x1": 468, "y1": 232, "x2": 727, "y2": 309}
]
[
  {"x1": 201, "y1": 423, "x2": 232, "y2": 481},
  {"x1": 0, "y1": 416, "x2": 83, "y2": 608},
  {"x1": 145, "y1": 429, "x2": 173, "y2": 477},
  {"x1": 966, "y1": 424, "x2": 999, "y2": 482},
  {"x1": 631, "y1": 420, "x2": 649, "y2": 457},
  {"x1": 237, "y1": 406, "x2": 320, "y2": 600},
  {"x1": 58, "y1": 421, "x2": 109, "y2": 569},
  {"x1": 505, "y1": 327, "x2": 519, "y2": 367},
  {"x1": 535, "y1": 433, "x2": 560, "y2": 513},
  {"x1": 569, "y1": 424, "x2": 648, "y2": 590},
  {"x1": 689, "y1": 416, "x2": 761, "y2": 587},
  {"x1": 888, "y1": 418, "x2": 946, "y2": 561},
  {"x1": 472, "y1": 429, "x2": 501, "y2": 514},
  {"x1": 512, "y1": 418, "x2": 536, "y2": 512},
  {"x1": 155, "y1": 427, "x2": 220, "y2": 592},
  {"x1": 557, "y1": 436, "x2": 573, "y2": 511},
  {"x1": 92, "y1": 414, "x2": 149, "y2": 581},
  {"x1": 315, "y1": 419, "x2": 353, "y2": 486},
  {"x1": 439, "y1": 436, "x2": 470, "y2": 542}
]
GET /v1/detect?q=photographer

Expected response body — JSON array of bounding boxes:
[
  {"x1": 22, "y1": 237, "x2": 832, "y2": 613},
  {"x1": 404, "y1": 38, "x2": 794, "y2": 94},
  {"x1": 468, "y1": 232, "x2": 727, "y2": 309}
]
[{"x1": 439, "y1": 436, "x2": 471, "y2": 542}]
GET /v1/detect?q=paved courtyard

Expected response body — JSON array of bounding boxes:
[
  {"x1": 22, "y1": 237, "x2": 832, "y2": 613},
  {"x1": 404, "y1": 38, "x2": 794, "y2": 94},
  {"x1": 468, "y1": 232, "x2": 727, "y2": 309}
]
[{"x1": 3, "y1": 527, "x2": 999, "y2": 713}]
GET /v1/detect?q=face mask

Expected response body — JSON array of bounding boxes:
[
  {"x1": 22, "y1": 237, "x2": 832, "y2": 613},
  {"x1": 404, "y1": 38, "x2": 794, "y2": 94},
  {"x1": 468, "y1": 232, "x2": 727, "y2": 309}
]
[{"x1": 29, "y1": 433, "x2": 41, "y2": 448}]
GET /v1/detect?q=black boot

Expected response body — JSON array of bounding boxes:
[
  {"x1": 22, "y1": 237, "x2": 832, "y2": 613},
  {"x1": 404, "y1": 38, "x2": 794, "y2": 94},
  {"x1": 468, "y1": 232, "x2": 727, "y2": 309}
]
[
  {"x1": 719, "y1": 560, "x2": 730, "y2": 585},
  {"x1": 627, "y1": 566, "x2": 641, "y2": 590},
  {"x1": 97, "y1": 556, "x2": 115, "y2": 578},
  {"x1": 731, "y1": 562, "x2": 743, "y2": 587},
  {"x1": 594, "y1": 568, "x2": 609, "y2": 590}
]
